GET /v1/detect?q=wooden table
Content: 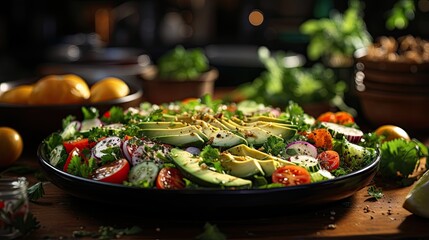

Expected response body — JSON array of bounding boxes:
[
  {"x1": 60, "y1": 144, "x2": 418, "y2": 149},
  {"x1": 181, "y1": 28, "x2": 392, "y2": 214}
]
[{"x1": 4, "y1": 147, "x2": 427, "y2": 239}]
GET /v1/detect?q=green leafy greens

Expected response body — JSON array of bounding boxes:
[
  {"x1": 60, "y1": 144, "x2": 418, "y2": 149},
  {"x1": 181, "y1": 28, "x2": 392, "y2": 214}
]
[{"x1": 378, "y1": 138, "x2": 428, "y2": 186}]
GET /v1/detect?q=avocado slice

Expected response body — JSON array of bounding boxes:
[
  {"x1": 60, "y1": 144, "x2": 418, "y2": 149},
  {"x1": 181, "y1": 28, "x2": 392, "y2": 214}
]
[
  {"x1": 222, "y1": 118, "x2": 296, "y2": 140},
  {"x1": 220, "y1": 119, "x2": 283, "y2": 146},
  {"x1": 170, "y1": 148, "x2": 253, "y2": 188},
  {"x1": 193, "y1": 120, "x2": 248, "y2": 147},
  {"x1": 138, "y1": 121, "x2": 188, "y2": 129},
  {"x1": 219, "y1": 153, "x2": 265, "y2": 178},
  {"x1": 226, "y1": 144, "x2": 296, "y2": 174},
  {"x1": 246, "y1": 116, "x2": 292, "y2": 124},
  {"x1": 153, "y1": 132, "x2": 205, "y2": 147},
  {"x1": 141, "y1": 125, "x2": 208, "y2": 142}
]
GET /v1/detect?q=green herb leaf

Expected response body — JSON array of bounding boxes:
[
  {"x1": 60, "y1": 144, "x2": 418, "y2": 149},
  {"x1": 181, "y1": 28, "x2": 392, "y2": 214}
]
[
  {"x1": 367, "y1": 185, "x2": 383, "y2": 200},
  {"x1": 27, "y1": 182, "x2": 45, "y2": 201},
  {"x1": 196, "y1": 222, "x2": 227, "y2": 240}
]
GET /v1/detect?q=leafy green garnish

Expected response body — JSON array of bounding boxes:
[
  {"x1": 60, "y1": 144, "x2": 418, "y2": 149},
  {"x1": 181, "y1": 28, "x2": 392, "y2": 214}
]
[
  {"x1": 378, "y1": 138, "x2": 428, "y2": 185},
  {"x1": 43, "y1": 132, "x2": 63, "y2": 154},
  {"x1": 73, "y1": 225, "x2": 142, "y2": 239},
  {"x1": 62, "y1": 115, "x2": 75, "y2": 129},
  {"x1": 67, "y1": 156, "x2": 97, "y2": 178},
  {"x1": 262, "y1": 136, "x2": 286, "y2": 157},
  {"x1": 100, "y1": 147, "x2": 123, "y2": 165},
  {"x1": 101, "y1": 106, "x2": 125, "y2": 123},
  {"x1": 200, "y1": 145, "x2": 224, "y2": 173},
  {"x1": 82, "y1": 106, "x2": 99, "y2": 120},
  {"x1": 27, "y1": 182, "x2": 45, "y2": 201},
  {"x1": 196, "y1": 222, "x2": 227, "y2": 240},
  {"x1": 367, "y1": 185, "x2": 383, "y2": 200}
]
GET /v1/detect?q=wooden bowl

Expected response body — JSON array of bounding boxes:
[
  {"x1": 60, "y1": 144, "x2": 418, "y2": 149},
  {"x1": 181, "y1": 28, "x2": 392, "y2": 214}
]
[
  {"x1": 357, "y1": 89, "x2": 429, "y2": 131},
  {"x1": 139, "y1": 66, "x2": 218, "y2": 104}
]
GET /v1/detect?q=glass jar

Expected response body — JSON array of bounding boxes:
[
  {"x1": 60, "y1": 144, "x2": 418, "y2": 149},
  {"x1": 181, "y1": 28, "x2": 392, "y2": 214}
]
[{"x1": 0, "y1": 177, "x2": 29, "y2": 239}]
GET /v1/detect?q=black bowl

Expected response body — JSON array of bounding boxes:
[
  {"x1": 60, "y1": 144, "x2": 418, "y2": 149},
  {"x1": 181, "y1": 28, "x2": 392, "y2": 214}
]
[
  {"x1": 0, "y1": 77, "x2": 143, "y2": 150},
  {"x1": 37, "y1": 142, "x2": 380, "y2": 212}
]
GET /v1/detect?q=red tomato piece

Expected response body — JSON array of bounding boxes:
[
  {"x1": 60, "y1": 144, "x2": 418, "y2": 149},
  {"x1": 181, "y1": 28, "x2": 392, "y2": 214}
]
[
  {"x1": 63, "y1": 147, "x2": 81, "y2": 172},
  {"x1": 156, "y1": 167, "x2": 185, "y2": 190},
  {"x1": 63, "y1": 138, "x2": 95, "y2": 153},
  {"x1": 317, "y1": 150, "x2": 340, "y2": 171},
  {"x1": 91, "y1": 159, "x2": 130, "y2": 184},
  {"x1": 102, "y1": 111, "x2": 111, "y2": 119},
  {"x1": 272, "y1": 165, "x2": 311, "y2": 186}
]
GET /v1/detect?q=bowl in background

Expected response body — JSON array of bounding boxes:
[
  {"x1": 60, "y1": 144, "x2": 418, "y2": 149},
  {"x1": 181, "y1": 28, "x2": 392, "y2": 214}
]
[
  {"x1": 0, "y1": 77, "x2": 143, "y2": 150},
  {"x1": 139, "y1": 66, "x2": 218, "y2": 104},
  {"x1": 355, "y1": 53, "x2": 429, "y2": 132}
]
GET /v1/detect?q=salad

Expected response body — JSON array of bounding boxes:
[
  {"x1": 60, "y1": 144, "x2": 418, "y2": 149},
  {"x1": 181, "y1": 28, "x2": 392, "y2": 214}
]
[{"x1": 42, "y1": 96, "x2": 377, "y2": 190}]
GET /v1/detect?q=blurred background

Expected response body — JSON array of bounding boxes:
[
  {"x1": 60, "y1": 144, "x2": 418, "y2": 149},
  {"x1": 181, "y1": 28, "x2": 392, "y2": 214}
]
[{"x1": 1, "y1": 0, "x2": 428, "y2": 86}]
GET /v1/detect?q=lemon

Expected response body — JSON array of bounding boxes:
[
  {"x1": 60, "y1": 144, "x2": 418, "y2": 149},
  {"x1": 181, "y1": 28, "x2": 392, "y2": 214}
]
[
  {"x1": 403, "y1": 169, "x2": 429, "y2": 218},
  {"x1": 89, "y1": 77, "x2": 130, "y2": 103},
  {"x1": 0, "y1": 85, "x2": 33, "y2": 104},
  {"x1": 29, "y1": 74, "x2": 90, "y2": 105},
  {"x1": 0, "y1": 127, "x2": 23, "y2": 167},
  {"x1": 374, "y1": 125, "x2": 410, "y2": 142}
]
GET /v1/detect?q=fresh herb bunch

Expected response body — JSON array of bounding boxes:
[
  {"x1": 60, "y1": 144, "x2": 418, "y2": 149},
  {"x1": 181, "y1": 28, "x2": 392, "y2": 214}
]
[
  {"x1": 378, "y1": 138, "x2": 428, "y2": 186},
  {"x1": 237, "y1": 47, "x2": 352, "y2": 113},
  {"x1": 299, "y1": 0, "x2": 372, "y2": 61},
  {"x1": 157, "y1": 45, "x2": 209, "y2": 80}
]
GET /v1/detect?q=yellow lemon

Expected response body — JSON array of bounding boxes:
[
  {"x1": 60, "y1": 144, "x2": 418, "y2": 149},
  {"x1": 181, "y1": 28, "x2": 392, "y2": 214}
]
[
  {"x1": 403, "y1": 169, "x2": 429, "y2": 218},
  {"x1": 0, "y1": 85, "x2": 33, "y2": 104},
  {"x1": 89, "y1": 77, "x2": 130, "y2": 103},
  {"x1": 374, "y1": 125, "x2": 410, "y2": 142},
  {"x1": 0, "y1": 127, "x2": 23, "y2": 167},
  {"x1": 28, "y1": 74, "x2": 90, "y2": 105}
]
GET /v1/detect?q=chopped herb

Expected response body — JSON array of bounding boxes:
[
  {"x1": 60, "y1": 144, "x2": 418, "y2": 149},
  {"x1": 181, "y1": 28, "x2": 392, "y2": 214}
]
[
  {"x1": 196, "y1": 222, "x2": 227, "y2": 240},
  {"x1": 100, "y1": 147, "x2": 123, "y2": 164},
  {"x1": 73, "y1": 225, "x2": 142, "y2": 239},
  {"x1": 262, "y1": 136, "x2": 286, "y2": 157},
  {"x1": 82, "y1": 106, "x2": 99, "y2": 120},
  {"x1": 62, "y1": 115, "x2": 75, "y2": 129},
  {"x1": 200, "y1": 145, "x2": 224, "y2": 173},
  {"x1": 367, "y1": 185, "x2": 383, "y2": 200},
  {"x1": 27, "y1": 182, "x2": 45, "y2": 201},
  {"x1": 67, "y1": 156, "x2": 97, "y2": 178}
]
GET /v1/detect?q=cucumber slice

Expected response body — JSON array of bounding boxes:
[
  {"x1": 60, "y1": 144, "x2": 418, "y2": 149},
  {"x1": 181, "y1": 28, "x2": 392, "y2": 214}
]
[
  {"x1": 128, "y1": 161, "x2": 160, "y2": 186},
  {"x1": 310, "y1": 169, "x2": 335, "y2": 182},
  {"x1": 289, "y1": 155, "x2": 321, "y2": 172},
  {"x1": 321, "y1": 122, "x2": 363, "y2": 143}
]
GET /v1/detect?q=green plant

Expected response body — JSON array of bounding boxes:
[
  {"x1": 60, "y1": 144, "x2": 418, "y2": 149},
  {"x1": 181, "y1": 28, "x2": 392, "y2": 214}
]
[
  {"x1": 236, "y1": 47, "x2": 354, "y2": 114},
  {"x1": 300, "y1": 0, "x2": 372, "y2": 61},
  {"x1": 386, "y1": 0, "x2": 416, "y2": 30},
  {"x1": 157, "y1": 45, "x2": 209, "y2": 80}
]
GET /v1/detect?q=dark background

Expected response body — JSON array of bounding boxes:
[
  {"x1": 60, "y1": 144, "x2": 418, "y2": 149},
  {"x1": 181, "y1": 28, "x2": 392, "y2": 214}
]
[{"x1": 1, "y1": 0, "x2": 428, "y2": 85}]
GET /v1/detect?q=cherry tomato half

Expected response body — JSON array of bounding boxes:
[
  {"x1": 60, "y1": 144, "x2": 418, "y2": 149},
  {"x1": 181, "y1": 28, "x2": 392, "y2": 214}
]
[
  {"x1": 317, "y1": 150, "x2": 340, "y2": 171},
  {"x1": 63, "y1": 138, "x2": 95, "y2": 154},
  {"x1": 156, "y1": 167, "x2": 185, "y2": 190},
  {"x1": 272, "y1": 165, "x2": 311, "y2": 186},
  {"x1": 91, "y1": 159, "x2": 130, "y2": 184},
  {"x1": 63, "y1": 147, "x2": 81, "y2": 172}
]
